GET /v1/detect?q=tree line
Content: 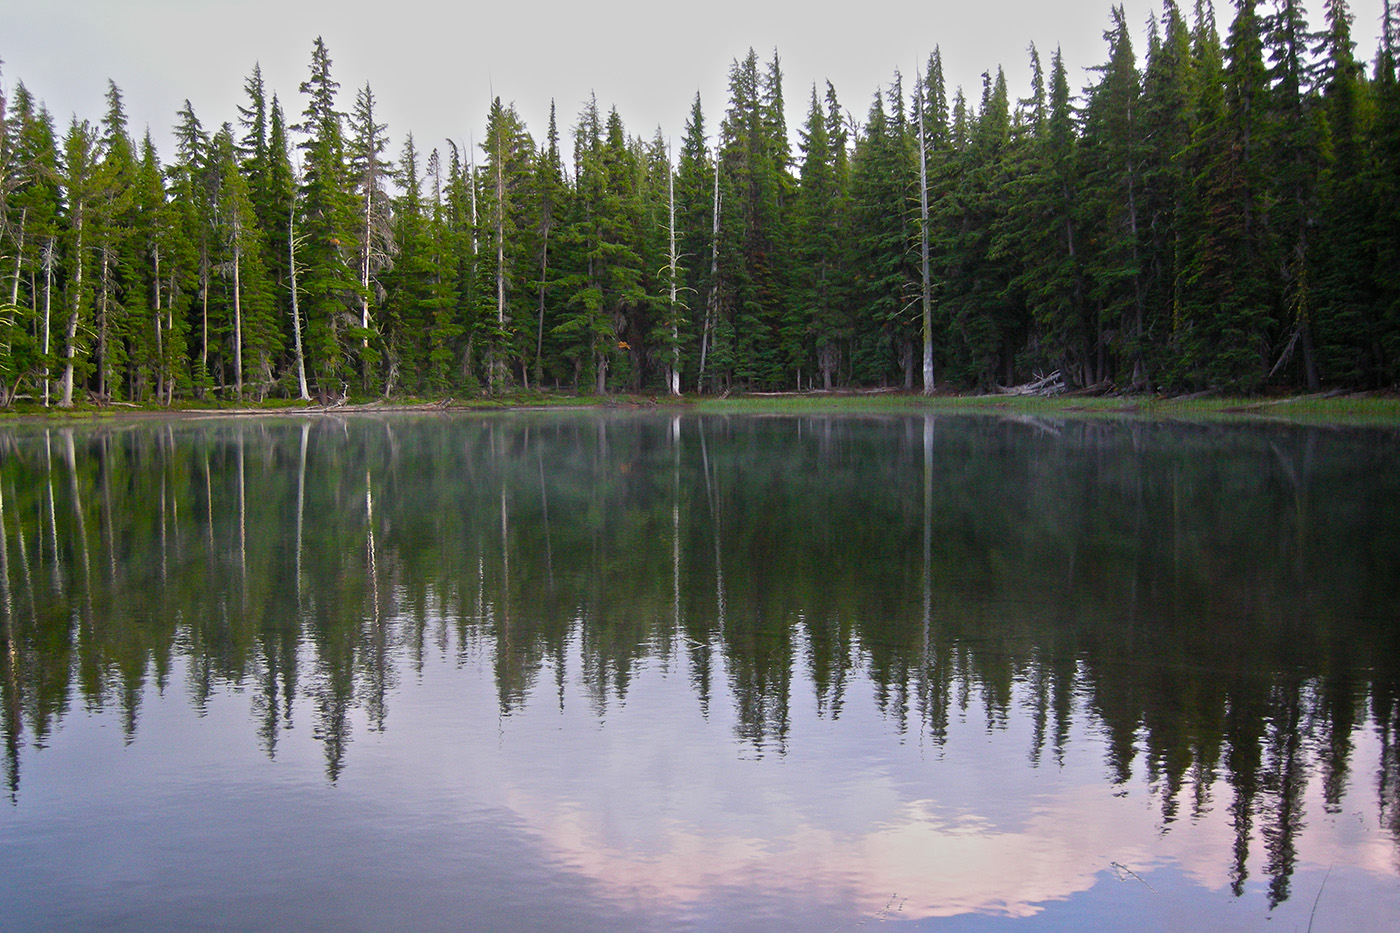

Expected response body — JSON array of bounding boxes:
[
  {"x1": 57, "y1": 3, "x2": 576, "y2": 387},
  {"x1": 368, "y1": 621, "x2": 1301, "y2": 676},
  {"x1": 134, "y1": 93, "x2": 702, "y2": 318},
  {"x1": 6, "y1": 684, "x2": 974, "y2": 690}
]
[{"x1": 2, "y1": 0, "x2": 1399, "y2": 406}]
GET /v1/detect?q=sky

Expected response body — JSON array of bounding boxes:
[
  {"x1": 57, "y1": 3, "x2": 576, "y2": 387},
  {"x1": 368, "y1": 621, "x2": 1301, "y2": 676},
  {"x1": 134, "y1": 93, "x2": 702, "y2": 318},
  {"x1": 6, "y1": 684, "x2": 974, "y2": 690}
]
[{"x1": 1, "y1": 0, "x2": 1388, "y2": 168}]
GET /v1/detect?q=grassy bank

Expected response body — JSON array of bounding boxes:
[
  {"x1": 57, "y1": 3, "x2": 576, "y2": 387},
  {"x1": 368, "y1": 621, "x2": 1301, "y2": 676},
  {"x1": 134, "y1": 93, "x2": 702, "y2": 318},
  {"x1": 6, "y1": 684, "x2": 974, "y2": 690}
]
[{"x1": 4, "y1": 388, "x2": 1399, "y2": 425}]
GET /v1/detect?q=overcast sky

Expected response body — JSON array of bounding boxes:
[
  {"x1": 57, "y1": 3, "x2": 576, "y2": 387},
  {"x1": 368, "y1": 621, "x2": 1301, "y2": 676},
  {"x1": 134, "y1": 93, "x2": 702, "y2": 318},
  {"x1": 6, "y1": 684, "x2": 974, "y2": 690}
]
[{"x1": 2, "y1": 0, "x2": 1387, "y2": 167}]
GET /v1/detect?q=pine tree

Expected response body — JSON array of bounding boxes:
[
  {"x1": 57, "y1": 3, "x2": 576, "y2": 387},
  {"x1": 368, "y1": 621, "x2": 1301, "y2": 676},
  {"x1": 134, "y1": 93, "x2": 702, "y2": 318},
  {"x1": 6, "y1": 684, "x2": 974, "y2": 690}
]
[
  {"x1": 1265, "y1": 0, "x2": 1323, "y2": 388},
  {"x1": 295, "y1": 37, "x2": 357, "y2": 400},
  {"x1": 1139, "y1": 2, "x2": 1197, "y2": 384},
  {"x1": 1006, "y1": 47, "x2": 1092, "y2": 385},
  {"x1": 91, "y1": 80, "x2": 138, "y2": 400},
  {"x1": 1313, "y1": 0, "x2": 1379, "y2": 383},
  {"x1": 171, "y1": 98, "x2": 216, "y2": 394},
  {"x1": 530, "y1": 102, "x2": 567, "y2": 386},
  {"x1": 674, "y1": 93, "x2": 715, "y2": 391},
  {"x1": 0, "y1": 82, "x2": 62, "y2": 404},
  {"x1": 381, "y1": 133, "x2": 437, "y2": 391},
  {"x1": 479, "y1": 97, "x2": 534, "y2": 392},
  {"x1": 1080, "y1": 6, "x2": 1148, "y2": 387},
  {"x1": 849, "y1": 80, "x2": 916, "y2": 386},
  {"x1": 57, "y1": 118, "x2": 99, "y2": 407},
  {"x1": 717, "y1": 49, "x2": 793, "y2": 389},
  {"x1": 346, "y1": 82, "x2": 395, "y2": 391},
  {"x1": 131, "y1": 131, "x2": 190, "y2": 404},
  {"x1": 794, "y1": 82, "x2": 849, "y2": 390},
  {"x1": 1369, "y1": 1, "x2": 1400, "y2": 380},
  {"x1": 213, "y1": 125, "x2": 279, "y2": 399}
]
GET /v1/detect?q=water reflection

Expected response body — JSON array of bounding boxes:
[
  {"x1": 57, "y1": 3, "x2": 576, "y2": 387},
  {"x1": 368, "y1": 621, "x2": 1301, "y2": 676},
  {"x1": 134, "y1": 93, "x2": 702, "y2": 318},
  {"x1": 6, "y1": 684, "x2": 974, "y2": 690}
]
[{"x1": 1, "y1": 411, "x2": 1398, "y2": 927}]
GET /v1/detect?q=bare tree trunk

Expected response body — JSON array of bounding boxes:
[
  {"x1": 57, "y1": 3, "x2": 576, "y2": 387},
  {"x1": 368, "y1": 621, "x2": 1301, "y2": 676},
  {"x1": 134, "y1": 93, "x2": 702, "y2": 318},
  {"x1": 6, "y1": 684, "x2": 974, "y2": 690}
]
[
  {"x1": 59, "y1": 211, "x2": 84, "y2": 408},
  {"x1": 41, "y1": 238, "x2": 54, "y2": 407},
  {"x1": 494, "y1": 132, "x2": 507, "y2": 392},
  {"x1": 536, "y1": 225, "x2": 549, "y2": 384},
  {"x1": 165, "y1": 270, "x2": 179, "y2": 405},
  {"x1": 698, "y1": 151, "x2": 720, "y2": 391},
  {"x1": 667, "y1": 149, "x2": 681, "y2": 396},
  {"x1": 9, "y1": 207, "x2": 25, "y2": 307},
  {"x1": 916, "y1": 82, "x2": 935, "y2": 395},
  {"x1": 233, "y1": 221, "x2": 244, "y2": 400},
  {"x1": 361, "y1": 186, "x2": 373, "y2": 344},
  {"x1": 288, "y1": 197, "x2": 310, "y2": 400},
  {"x1": 97, "y1": 245, "x2": 110, "y2": 400},
  {"x1": 468, "y1": 146, "x2": 480, "y2": 384},
  {"x1": 153, "y1": 245, "x2": 165, "y2": 404},
  {"x1": 199, "y1": 256, "x2": 210, "y2": 393}
]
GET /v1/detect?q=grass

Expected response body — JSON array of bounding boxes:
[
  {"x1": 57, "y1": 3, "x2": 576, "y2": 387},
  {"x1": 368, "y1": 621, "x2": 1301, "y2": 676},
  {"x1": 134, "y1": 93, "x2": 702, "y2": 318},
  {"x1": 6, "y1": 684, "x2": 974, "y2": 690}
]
[
  {"x1": 689, "y1": 389, "x2": 1400, "y2": 424},
  {"x1": 4, "y1": 387, "x2": 1399, "y2": 424}
]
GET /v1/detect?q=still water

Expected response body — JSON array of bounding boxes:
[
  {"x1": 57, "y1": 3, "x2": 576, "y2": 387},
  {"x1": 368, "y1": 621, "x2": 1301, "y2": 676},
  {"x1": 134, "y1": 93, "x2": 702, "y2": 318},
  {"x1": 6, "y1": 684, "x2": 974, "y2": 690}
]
[{"x1": 0, "y1": 411, "x2": 1397, "y2": 931}]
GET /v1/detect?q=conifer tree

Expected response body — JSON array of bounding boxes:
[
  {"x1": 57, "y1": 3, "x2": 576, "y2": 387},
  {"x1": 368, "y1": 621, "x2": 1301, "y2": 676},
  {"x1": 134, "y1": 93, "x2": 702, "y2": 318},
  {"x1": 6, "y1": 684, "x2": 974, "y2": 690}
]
[
  {"x1": 479, "y1": 97, "x2": 534, "y2": 391},
  {"x1": 295, "y1": 37, "x2": 357, "y2": 399},
  {"x1": 0, "y1": 82, "x2": 62, "y2": 404},
  {"x1": 795, "y1": 83, "x2": 849, "y2": 390},
  {"x1": 1265, "y1": 0, "x2": 1322, "y2": 388},
  {"x1": 1080, "y1": 6, "x2": 1148, "y2": 387},
  {"x1": 57, "y1": 118, "x2": 99, "y2": 407},
  {"x1": 171, "y1": 99, "x2": 216, "y2": 394},
  {"x1": 1139, "y1": 2, "x2": 1196, "y2": 383},
  {"x1": 382, "y1": 133, "x2": 437, "y2": 390},
  {"x1": 531, "y1": 102, "x2": 567, "y2": 386},
  {"x1": 213, "y1": 125, "x2": 279, "y2": 398},
  {"x1": 1313, "y1": 0, "x2": 1378, "y2": 383},
  {"x1": 674, "y1": 93, "x2": 715, "y2": 390},
  {"x1": 347, "y1": 82, "x2": 395, "y2": 391},
  {"x1": 850, "y1": 81, "x2": 917, "y2": 386},
  {"x1": 91, "y1": 81, "x2": 137, "y2": 400}
]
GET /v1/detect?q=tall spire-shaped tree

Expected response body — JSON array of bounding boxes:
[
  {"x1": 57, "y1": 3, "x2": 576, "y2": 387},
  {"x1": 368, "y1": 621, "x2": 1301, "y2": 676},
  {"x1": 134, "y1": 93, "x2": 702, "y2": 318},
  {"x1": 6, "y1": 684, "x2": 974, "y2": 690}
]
[{"x1": 296, "y1": 36, "x2": 356, "y2": 399}]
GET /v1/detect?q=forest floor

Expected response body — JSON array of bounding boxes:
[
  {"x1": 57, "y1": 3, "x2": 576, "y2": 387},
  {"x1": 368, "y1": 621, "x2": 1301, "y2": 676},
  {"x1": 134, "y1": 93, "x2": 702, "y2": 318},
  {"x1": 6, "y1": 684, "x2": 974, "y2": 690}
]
[{"x1": 3, "y1": 387, "x2": 1399, "y2": 424}]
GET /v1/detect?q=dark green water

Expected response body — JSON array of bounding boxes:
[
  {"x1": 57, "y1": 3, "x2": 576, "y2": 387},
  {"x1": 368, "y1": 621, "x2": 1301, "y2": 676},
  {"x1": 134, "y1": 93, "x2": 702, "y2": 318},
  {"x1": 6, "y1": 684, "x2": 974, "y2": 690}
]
[{"x1": 1, "y1": 411, "x2": 1397, "y2": 931}]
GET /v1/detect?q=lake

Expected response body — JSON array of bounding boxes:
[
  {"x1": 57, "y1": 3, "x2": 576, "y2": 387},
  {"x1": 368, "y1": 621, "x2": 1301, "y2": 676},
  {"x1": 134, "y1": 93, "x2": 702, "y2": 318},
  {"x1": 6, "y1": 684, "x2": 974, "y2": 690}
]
[{"x1": 1, "y1": 410, "x2": 1398, "y2": 931}]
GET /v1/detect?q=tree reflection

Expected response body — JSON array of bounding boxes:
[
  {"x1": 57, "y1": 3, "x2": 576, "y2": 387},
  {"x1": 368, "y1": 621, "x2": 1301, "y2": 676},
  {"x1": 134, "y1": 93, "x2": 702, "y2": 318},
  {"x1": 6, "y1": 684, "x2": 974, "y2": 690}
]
[{"x1": 1, "y1": 412, "x2": 1398, "y2": 904}]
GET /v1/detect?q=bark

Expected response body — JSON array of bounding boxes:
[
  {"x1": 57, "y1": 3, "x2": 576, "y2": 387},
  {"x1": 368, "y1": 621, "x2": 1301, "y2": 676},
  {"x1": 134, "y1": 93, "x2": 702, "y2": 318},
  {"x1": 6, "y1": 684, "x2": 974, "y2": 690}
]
[
  {"x1": 9, "y1": 207, "x2": 24, "y2": 307},
  {"x1": 288, "y1": 200, "x2": 311, "y2": 400},
  {"x1": 917, "y1": 84, "x2": 935, "y2": 394},
  {"x1": 41, "y1": 238, "x2": 53, "y2": 407},
  {"x1": 59, "y1": 210, "x2": 83, "y2": 408},
  {"x1": 232, "y1": 220, "x2": 244, "y2": 399},
  {"x1": 667, "y1": 152, "x2": 681, "y2": 395},
  {"x1": 698, "y1": 152, "x2": 720, "y2": 389}
]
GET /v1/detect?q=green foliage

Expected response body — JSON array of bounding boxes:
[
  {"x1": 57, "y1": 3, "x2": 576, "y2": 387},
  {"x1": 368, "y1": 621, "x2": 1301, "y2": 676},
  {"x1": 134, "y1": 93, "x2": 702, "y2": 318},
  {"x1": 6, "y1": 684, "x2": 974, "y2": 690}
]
[{"x1": 2, "y1": 9, "x2": 1400, "y2": 403}]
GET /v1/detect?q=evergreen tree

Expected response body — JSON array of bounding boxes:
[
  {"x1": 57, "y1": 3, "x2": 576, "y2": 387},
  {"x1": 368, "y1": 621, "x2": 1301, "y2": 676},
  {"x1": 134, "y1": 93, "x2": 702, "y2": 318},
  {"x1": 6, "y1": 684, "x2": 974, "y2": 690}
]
[
  {"x1": 1139, "y1": 2, "x2": 1197, "y2": 384},
  {"x1": 0, "y1": 82, "x2": 62, "y2": 404},
  {"x1": 478, "y1": 96, "x2": 534, "y2": 391},
  {"x1": 849, "y1": 81, "x2": 916, "y2": 386},
  {"x1": 1313, "y1": 0, "x2": 1379, "y2": 383},
  {"x1": 212, "y1": 125, "x2": 280, "y2": 398},
  {"x1": 91, "y1": 80, "x2": 137, "y2": 400},
  {"x1": 381, "y1": 133, "x2": 438, "y2": 391},
  {"x1": 530, "y1": 102, "x2": 568, "y2": 386},
  {"x1": 57, "y1": 117, "x2": 99, "y2": 407},
  {"x1": 674, "y1": 93, "x2": 715, "y2": 391},
  {"x1": 346, "y1": 82, "x2": 395, "y2": 391},
  {"x1": 794, "y1": 82, "x2": 850, "y2": 390},
  {"x1": 1080, "y1": 6, "x2": 1148, "y2": 387},
  {"x1": 295, "y1": 37, "x2": 357, "y2": 400},
  {"x1": 1265, "y1": 0, "x2": 1323, "y2": 388}
]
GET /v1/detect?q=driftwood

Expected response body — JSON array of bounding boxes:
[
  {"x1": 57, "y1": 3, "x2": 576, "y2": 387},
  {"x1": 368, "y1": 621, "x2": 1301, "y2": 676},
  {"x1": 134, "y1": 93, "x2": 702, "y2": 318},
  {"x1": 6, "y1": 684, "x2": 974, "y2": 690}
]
[{"x1": 998, "y1": 371, "x2": 1064, "y2": 397}]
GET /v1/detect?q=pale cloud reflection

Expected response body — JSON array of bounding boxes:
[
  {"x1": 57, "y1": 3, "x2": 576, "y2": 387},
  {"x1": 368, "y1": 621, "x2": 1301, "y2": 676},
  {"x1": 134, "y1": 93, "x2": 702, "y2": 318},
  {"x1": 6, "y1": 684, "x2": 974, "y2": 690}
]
[{"x1": 479, "y1": 672, "x2": 1399, "y2": 924}]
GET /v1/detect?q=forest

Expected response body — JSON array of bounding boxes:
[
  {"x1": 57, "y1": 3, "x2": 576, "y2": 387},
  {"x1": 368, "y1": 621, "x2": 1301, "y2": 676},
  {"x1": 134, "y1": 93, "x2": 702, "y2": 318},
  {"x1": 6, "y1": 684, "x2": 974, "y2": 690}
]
[{"x1": 1, "y1": 0, "x2": 1399, "y2": 406}]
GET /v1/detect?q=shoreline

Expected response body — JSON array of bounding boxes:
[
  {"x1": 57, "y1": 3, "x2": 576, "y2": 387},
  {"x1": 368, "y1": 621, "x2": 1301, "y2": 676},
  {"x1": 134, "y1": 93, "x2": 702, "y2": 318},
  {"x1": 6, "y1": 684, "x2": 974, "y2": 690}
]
[{"x1": 3, "y1": 388, "x2": 1399, "y2": 425}]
